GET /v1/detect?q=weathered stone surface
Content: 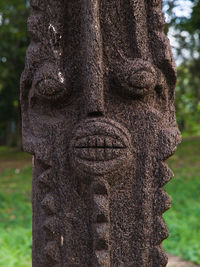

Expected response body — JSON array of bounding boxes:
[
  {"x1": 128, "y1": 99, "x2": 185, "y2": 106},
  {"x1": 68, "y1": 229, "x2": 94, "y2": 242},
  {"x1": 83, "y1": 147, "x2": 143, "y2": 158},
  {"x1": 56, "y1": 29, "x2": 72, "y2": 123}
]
[{"x1": 21, "y1": 0, "x2": 181, "y2": 266}]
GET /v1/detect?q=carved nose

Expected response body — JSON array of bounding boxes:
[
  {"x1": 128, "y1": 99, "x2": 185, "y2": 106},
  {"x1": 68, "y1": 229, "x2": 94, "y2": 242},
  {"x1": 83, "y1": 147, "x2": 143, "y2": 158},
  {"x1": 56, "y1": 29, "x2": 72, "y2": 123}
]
[
  {"x1": 82, "y1": 0, "x2": 104, "y2": 118},
  {"x1": 85, "y1": 86, "x2": 105, "y2": 117}
]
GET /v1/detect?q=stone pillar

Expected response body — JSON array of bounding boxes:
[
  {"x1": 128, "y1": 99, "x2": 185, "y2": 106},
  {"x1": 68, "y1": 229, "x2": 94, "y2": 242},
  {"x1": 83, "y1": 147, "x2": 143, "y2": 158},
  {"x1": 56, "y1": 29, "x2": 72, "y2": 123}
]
[{"x1": 21, "y1": 0, "x2": 181, "y2": 266}]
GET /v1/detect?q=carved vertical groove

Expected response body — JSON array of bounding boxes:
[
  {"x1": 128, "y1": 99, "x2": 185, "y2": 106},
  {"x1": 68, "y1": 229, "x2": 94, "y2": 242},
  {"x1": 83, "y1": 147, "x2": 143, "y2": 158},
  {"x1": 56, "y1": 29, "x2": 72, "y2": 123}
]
[{"x1": 143, "y1": 3, "x2": 181, "y2": 265}]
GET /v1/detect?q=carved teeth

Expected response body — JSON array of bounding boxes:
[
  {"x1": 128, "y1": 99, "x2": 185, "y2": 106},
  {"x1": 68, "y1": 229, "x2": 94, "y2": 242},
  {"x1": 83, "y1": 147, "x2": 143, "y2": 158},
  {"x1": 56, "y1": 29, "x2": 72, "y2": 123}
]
[
  {"x1": 112, "y1": 139, "x2": 123, "y2": 148},
  {"x1": 88, "y1": 136, "x2": 96, "y2": 147},
  {"x1": 96, "y1": 136, "x2": 105, "y2": 147},
  {"x1": 75, "y1": 136, "x2": 125, "y2": 149},
  {"x1": 75, "y1": 147, "x2": 123, "y2": 161},
  {"x1": 74, "y1": 136, "x2": 125, "y2": 161},
  {"x1": 105, "y1": 136, "x2": 112, "y2": 148}
]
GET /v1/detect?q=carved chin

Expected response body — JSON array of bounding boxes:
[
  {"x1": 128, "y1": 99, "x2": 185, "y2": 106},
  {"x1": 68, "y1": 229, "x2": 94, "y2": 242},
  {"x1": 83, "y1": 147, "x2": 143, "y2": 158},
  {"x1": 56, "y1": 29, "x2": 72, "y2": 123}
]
[{"x1": 69, "y1": 118, "x2": 133, "y2": 176}]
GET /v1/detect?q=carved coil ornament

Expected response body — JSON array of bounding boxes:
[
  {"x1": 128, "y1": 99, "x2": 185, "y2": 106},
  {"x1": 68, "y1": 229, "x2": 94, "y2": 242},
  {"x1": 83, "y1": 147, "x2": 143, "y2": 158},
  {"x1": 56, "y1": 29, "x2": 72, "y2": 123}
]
[{"x1": 21, "y1": 0, "x2": 181, "y2": 266}]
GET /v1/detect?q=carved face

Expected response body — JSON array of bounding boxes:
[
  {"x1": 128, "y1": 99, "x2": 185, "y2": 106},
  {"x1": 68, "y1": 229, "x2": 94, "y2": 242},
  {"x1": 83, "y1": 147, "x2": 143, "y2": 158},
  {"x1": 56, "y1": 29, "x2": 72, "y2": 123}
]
[{"x1": 21, "y1": 0, "x2": 179, "y2": 177}]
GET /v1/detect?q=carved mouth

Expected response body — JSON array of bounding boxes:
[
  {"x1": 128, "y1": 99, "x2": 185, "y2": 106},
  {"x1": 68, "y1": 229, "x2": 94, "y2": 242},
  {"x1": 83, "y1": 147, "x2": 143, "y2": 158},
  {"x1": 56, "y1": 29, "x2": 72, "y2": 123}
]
[
  {"x1": 70, "y1": 118, "x2": 132, "y2": 175},
  {"x1": 74, "y1": 135, "x2": 126, "y2": 161}
]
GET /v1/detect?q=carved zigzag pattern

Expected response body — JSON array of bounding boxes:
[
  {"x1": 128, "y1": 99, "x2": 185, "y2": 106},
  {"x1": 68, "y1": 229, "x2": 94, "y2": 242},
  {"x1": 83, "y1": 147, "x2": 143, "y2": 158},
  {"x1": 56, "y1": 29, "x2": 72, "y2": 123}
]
[
  {"x1": 150, "y1": 128, "x2": 181, "y2": 266},
  {"x1": 91, "y1": 180, "x2": 111, "y2": 267},
  {"x1": 26, "y1": 2, "x2": 64, "y2": 266},
  {"x1": 150, "y1": 165, "x2": 172, "y2": 266},
  {"x1": 38, "y1": 162, "x2": 61, "y2": 266}
]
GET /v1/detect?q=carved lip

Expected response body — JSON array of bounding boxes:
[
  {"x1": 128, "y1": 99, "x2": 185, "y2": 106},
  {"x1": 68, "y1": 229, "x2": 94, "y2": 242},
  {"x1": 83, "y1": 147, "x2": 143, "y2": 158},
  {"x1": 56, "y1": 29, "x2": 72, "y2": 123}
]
[
  {"x1": 70, "y1": 118, "x2": 132, "y2": 175},
  {"x1": 74, "y1": 135, "x2": 126, "y2": 161}
]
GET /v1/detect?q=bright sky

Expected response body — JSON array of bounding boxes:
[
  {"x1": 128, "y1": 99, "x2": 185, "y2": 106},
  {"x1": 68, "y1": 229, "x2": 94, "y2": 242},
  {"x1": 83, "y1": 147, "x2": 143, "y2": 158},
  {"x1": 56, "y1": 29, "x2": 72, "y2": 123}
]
[
  {"x1": 170, "y1": 0, "x2": 193, "y2": 19},
  {"x1": 164, "y1": 0, "x2": 194, "y2": 64},
  {"x1": 163, "y1": 0, "x2": 193, "y2": 22}
]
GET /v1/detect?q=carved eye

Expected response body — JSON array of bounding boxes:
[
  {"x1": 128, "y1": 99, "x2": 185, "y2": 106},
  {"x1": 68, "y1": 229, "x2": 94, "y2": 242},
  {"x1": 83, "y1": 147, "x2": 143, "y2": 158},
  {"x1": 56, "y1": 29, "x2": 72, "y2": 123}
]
[
  {"x1": 112, "y1": 59, "x2": 157, "y2": 98},
  {"x1": 35, "y1": 78, "x2": 65, "y2": 97},
  {"x1": 31, "y1": 65, "x2": 68, "y2": 102}
]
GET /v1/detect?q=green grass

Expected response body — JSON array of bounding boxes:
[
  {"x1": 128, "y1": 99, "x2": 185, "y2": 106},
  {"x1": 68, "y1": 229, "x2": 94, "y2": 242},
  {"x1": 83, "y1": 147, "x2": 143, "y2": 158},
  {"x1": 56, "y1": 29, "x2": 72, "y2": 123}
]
[
  {"x1": 163, "y1": 137, "x2": 200, "y2": 264},
  {"x1": 0, "y1": 146, "x2": 31, "y2": 161},
  {"x1": 0, "y1": 167, "x2": 32, "y2": 267},
  {"x1": 0, "y1": 138, "x2": 200, "y2": 265}
]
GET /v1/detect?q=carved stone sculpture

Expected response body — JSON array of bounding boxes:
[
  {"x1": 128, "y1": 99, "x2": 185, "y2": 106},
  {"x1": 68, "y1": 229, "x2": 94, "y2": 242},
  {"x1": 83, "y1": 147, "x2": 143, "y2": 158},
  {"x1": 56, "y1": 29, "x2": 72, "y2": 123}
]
[{"x1": 21, "y1": 0, "x2": 181, "y2": 266}]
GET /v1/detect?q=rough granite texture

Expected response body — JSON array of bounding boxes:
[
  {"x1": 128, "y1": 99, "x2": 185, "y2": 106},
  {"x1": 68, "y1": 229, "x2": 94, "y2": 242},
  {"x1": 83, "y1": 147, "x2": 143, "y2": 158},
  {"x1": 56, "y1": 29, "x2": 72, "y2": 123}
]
[{"x1": 21, "y1": 0, "x2": 181, "y2": 266}]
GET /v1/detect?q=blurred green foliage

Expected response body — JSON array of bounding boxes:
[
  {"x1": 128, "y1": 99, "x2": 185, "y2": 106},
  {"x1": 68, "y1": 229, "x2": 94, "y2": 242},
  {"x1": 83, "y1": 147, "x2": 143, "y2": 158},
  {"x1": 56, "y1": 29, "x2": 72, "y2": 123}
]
[
  {"x1": 0, "y1": 0, "x2": 29, "y2": 145},
  {"x1": 164, "y1": 0, "x2": 200, "y2": 135},
  {"x1": 0, "y1": 167, "x2": 32, "y2": 267},
  {"x1": 164, "y1": 137, "x2": 200, "y2": 263},
  {"x1": 176, "y1": 64, "x2": 200, "y2": 136},
  {"x1": 0, "y1": 145, "x2": 31, "y2": 161}
]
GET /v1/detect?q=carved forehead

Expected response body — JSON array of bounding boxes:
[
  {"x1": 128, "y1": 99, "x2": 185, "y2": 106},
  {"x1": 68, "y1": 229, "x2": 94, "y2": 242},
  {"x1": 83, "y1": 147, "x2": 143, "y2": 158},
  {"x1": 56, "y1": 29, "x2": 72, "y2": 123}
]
[
  {"x1": 24, "y1": 0, "x2": 175, "y2": 93},
  {"x1": 27, "y1": 0, "x2": 165, "y2": 60}
]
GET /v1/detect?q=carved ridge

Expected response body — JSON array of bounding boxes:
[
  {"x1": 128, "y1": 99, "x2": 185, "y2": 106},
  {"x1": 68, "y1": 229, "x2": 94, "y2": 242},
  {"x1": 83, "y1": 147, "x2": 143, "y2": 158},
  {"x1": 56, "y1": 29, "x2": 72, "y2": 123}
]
[{"x1": 147, "y1": 2, "x2": 177, "y2": 88}]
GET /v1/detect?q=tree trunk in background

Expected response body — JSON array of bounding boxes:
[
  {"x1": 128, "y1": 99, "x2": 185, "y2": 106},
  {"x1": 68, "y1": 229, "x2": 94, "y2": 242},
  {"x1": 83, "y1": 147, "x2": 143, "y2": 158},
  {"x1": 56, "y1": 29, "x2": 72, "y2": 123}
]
[
  {"x1": 16, "y1": 104, "x2": 22, "y2": 150},
  {"x1": 5, "y1": 116, "x2": 21, "y2": 149},
  {"x1": 6, "y1": 120, "x2": 16, "y2": 147},
  {"x1": 21, "y1": 0, "x2": 181, "y2": 266}
]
